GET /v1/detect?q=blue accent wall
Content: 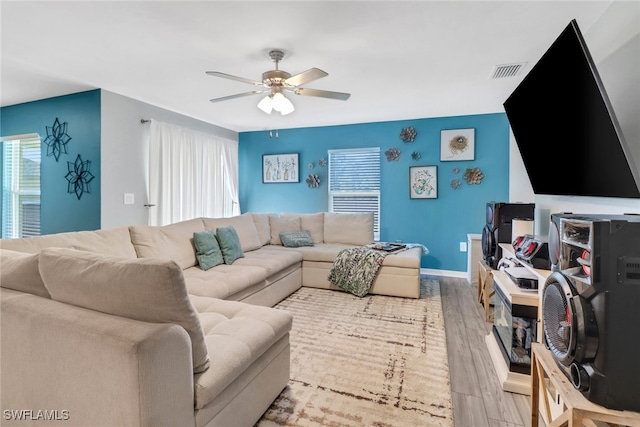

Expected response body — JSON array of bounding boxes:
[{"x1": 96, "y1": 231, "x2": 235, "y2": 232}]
[
  {"x1": 1, "y1": 90, "x2": 101, "y2": 234},
  {"x1": 239, "y1": 113, "x2": 510, "y2": 272}
]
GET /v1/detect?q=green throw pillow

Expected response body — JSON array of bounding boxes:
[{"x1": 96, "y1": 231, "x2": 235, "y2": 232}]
[
  {"x1": 193, "y1": 230, "x2": 224, "y2": 271},
  {"x1": 280, "y1": 230, "x2": 314, "y2": 248},
  {"x1": 216, "y1": 226, "x2": 244, "y2": 265}
]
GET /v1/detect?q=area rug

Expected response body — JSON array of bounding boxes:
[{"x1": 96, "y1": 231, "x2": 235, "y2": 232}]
[{"x1": 257, "y1": 278, "x2": 453, "y2": 427}]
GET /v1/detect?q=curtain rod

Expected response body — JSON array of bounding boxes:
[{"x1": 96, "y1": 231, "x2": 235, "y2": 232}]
[{"x1": 140, "y1": 119, "x2": 151, "y2": 124}]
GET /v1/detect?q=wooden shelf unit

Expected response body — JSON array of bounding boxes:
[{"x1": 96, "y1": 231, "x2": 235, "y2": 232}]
[
  {"x1": 531, "y1": 343, "x2": 640, "y2": 427},
  {"x1": 486, "y1": 267, "x2": 539, "y2": 395},
  {"x1": 499, "y1": 243, "x2": 551, "y2": 340},
  {"x1": 485, "y1": 244, "x2": 551, "y2": 396}
]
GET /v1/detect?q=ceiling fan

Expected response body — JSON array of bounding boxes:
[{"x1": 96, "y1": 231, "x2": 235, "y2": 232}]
[{"x1": 206, "y1": 49, "x2": 350, "y2": 115}]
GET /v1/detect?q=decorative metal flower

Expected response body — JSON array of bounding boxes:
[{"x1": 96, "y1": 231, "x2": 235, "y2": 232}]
[
  {"x1": 452, "y1": 167, "x2": 460, "y2": 175},
  {"x1": 385, "y1": 148, "x2": 401, "y2": 161},
  {"x1": 463, "y1": 167, "x2": 484, "y2": 185},
  {"x1": 411, "y1": 151, "x2": 421, "y2": 161},
  {"x1": 308, "y1": 162, "x2": 315, "y2": 169},
  {"x1": 306, "y1": 174, "x2": 320, "y2": 188},
  {"x1": 400, "y1": 126, "x2": 417, "y2": 143},
  {"x1": 43, "y1": 118, "x2": 72, "y2": 161},
  {"x1": 450, "y1": 179, "x2": 462, "y2": 189},
  {"x1": 65, "y1": 154, "x2": 95, "y2": 199},
  {"x1": 318, "y1": 158, "x2": 327, "y2": 167}
]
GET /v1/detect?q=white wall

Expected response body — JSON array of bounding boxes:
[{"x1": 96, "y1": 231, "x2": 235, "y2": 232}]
[
  {"x1": 100, "y1": 90, "x2": 238, "y2": 229},
  {"x1": 509, "y1": 1, "x2": 640, "y2": 237}
]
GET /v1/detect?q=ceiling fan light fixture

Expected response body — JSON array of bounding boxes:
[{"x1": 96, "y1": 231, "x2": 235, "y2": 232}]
[
  {"x1": 257, "y1": 95, "x2": 273, "y2": 114},
  {"x1": 278, "y1": 96, "x2": 295, "y2": 115}
]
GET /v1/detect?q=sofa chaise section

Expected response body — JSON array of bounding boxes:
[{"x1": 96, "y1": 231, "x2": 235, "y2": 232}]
[{"x1": 0, "y1": 247, "x2": 293, "y2": 427}]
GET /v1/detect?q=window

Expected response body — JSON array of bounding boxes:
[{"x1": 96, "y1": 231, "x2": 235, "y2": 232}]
[
  {"x1": 1, "y1": 135, "x2": 41, "y2": 238},
  {"x1": 328, "y1": 147, "x2": 381, "y2": 240}
]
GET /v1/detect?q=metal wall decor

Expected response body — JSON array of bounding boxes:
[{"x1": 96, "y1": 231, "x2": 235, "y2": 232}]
[
  {"x1": 385, "y1": 147, "x2": 400, "y2": 161},
  {"x1": 318, "y1": 158, "x2": 327, "y2": 167},
  {"x1": 306, "y1": 174, "x2": 320, "y2": 188},
  {"x1": 400, "y1": 126, "x2": 417, "y2": 143},
  {"x1": 463, "y1": 167, "x2": 485, "y2": 184},
  {"x1": 65, "y1": 154, "x2": 95, "y2": 200},
  {"x1": 411, "y1": 151, "x2": 421, "y2": 161},
  {"x1": 450, "y1": 179, "x2": 462, "y2": 189},
  {"x1": 44, "y1": 117, "x2": 72, "y2": 161}
]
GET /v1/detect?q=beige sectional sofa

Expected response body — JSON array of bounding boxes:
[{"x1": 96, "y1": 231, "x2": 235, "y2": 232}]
[{"x1": 0, "y1": 212, "x2": 422, "y2": 427}]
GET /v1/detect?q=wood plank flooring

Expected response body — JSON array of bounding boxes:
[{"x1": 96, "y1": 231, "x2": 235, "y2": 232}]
[{"x1": 437, "y1": 275, "x2": 533, "y2": 427}]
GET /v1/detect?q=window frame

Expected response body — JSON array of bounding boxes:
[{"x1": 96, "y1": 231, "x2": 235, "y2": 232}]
[
  {"x1": 1, "y1": 134, "x2": 41, "y2": 238},
  {"x1": 328, "y1": 147, "x2": 381, "y2": 241}
]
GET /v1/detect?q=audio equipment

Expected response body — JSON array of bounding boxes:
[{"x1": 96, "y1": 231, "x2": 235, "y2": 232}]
[
  {"x1": 542, "y1": 213, "x2": 640, "y2": 411},
  {"x1": 512, "y1": 234, "x2": 550, "y2": 270},
  {"x1": 481, "y1": 202, "x2": 535, "y2": 269}
]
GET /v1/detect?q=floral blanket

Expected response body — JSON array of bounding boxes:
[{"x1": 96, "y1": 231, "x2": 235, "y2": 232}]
[{"x1": 328, "y1": 247, "x2": 387, "y2": 297}]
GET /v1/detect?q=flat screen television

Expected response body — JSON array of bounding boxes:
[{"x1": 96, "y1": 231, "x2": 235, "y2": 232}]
[{"x1": 503, "y1": 19, "x2": 640, "y2": 199}]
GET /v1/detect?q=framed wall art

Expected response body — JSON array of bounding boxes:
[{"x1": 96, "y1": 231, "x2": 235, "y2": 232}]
[
  {"x1": 263, "y1": 153, "x2": 299, "y2": 183},
  {"x1": 440, "y1": 128, "x2": 475, "y2": 161},
  {"x1": 409, "y1": 165, "x2": 437, "y2": 199}
]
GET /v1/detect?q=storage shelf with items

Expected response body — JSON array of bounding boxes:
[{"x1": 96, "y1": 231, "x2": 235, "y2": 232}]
[
  {"x1": 557, "y1": 219, "x2": 595, "y2": 286},
  {"x1": 485, "y1": 267, "x2": 540, "y2": 395}
]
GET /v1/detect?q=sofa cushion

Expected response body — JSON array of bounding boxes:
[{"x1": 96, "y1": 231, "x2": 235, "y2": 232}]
[
  {"x1": 129, "y1": 218, "x2": 205, "y2": 269},
  {"x1": 216, "y1": 226, "x2": 244, "y2": 265},
  {"x1": 279, "y1": 230, "x2": 314, "y2": 248},
  {"x1": 202, "y1": 213, "x2": 261, "y2": 252},
  {"x1": 183, "y1": 264, "x2": 267, "y2": 300},
  {"x1": 0, "y1": 227, "x2": 138, "y2": 258},
  {"x1": 251, "y1": 213, "x2": 272, "y2": 246},
  {"x1": 193, "y1": 230, "x2": 224, "y2": 270},
  {"x1": 187, "y1": 296, "x2": 293, "y2": 410},
  {"x1": 269, "y1": 215, "x2": 301, "y2": 245},
  {"x1": 282, "y1": 213, "x2": 324, "y2": 243},
  {"x1": 0, "y1": 249, "x2": 50, "y2": 299},
  {"x1": 323, "y1": 212, "x2": 374, "y2": 246},
  {"x1": 38, "y1": 248, "x2": 210, "y2": 374}
]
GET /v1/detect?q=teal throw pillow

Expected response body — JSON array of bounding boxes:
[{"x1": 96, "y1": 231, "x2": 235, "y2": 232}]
[
  {"x1": 216, "y1": 226, "x2": 244, "y2": 265},
  {"x1": 280, "y1": 230, "x2": 314, "y2": 248},
  {"x1": 193, "y1": 230, "x2": 224, "y2": 271}
]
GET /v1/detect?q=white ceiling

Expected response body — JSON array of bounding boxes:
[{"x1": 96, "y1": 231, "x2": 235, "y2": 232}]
[{"x1": 1, "y1": 1, "x2": 615, "y2": 133}]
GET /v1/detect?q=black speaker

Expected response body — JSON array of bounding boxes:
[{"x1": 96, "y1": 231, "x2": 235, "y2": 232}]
[
  {"x1": 542, "y1": 213, "x2": 640, "y2": 411},
  {"x1": 481, "y1": 202, "x2": 535, "y2": 269}
]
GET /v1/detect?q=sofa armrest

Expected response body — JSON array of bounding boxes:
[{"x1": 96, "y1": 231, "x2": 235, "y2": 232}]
[{"x1": 1, "y1": 291, "x2": 195, "y2": 427}]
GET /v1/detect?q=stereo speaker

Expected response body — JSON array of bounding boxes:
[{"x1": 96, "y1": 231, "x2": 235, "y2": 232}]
[
  {"x1": 543, "y1": 213, "x2": 640, "y2": 411},
  {"x1": 481, "y1": 202, "x2": 535, "y2": 269}
]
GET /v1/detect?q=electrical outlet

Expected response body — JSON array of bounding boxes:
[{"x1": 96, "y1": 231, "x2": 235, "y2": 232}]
[
  {"x1": 460, "y1": 242, "x2": 467, "y2": 252},
  {"x1": 124, "y1": 193, "x2": 135, "y2": 205}
]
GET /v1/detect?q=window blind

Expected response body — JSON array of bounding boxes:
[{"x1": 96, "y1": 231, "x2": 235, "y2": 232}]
[
  {"x1": 2, "y1": 136, "x2": 41, "y2": 238},
  {"x1": 328, "y1": 148, "x2": 380, "y2": 239}
]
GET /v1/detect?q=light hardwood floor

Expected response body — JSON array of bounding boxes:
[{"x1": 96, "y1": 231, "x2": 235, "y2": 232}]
[{"x1": 437, "y1": 275, "x2": 533, "y2": 427}]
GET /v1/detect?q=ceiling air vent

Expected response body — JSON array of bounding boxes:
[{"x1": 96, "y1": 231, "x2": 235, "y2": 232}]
[{"x1": 490, "y1": 63, "x2": 527, "y2": 79}]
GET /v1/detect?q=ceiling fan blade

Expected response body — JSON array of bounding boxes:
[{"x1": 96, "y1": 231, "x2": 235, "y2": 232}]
[
  {"x1": 285, "y1": 68, "x2": 328, "y2": 87},
  {"x1": 206, "y1": 71, "x2": 264, "y2": 86},
  {"x1": 294, "y1": 87, "x2": 351, "y2": 101},
  {"x1": 209, "y1": 90, "x2": 266, "y2": 103}
]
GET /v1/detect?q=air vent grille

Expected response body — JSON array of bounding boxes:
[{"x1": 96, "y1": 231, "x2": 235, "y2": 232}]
[{"x1": 490, "y1": 63, "x2": 526, "y2": 79}]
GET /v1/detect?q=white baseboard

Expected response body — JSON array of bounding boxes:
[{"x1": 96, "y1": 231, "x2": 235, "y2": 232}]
[{"x1": 421, "y1": 268, "x2": 469, "y2": 281}]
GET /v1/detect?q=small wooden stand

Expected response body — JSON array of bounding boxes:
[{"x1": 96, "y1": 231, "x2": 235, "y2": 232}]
[
  {"x1": 531, "y1": 343, "x2": 640, "y2": 427},
  {"x1": 477, "y1": 261, "x2": 494, "y2": 322}
]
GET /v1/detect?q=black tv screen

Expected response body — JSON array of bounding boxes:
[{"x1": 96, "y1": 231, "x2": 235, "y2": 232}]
[{"x1": 504, "y1": 19, "x2": 640, "y2": 199}]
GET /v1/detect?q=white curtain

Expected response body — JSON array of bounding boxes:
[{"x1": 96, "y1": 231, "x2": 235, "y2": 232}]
[{"x1": 148, "y1": 120, "x2": 239, "y2": 226}]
